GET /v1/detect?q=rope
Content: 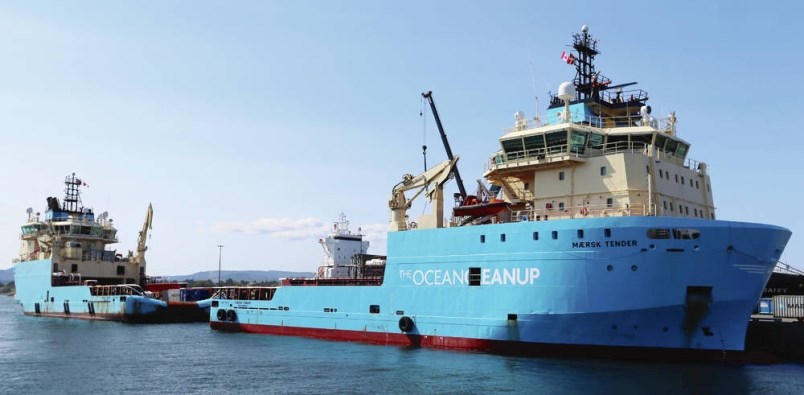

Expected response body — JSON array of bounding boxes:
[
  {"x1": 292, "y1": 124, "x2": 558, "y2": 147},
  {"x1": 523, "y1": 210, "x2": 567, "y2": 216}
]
[{"x1": 420, "y1": 96, "x2": 428, "y2": 172}]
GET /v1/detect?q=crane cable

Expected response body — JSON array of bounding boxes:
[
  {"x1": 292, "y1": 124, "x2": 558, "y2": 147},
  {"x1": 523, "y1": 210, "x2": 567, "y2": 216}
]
[
  {"x1": 420, "y1": 96, "x2": 429, "y2": 215},
  {"x1": 420, "y1": 96, "x2": 428, "y2": 172}
]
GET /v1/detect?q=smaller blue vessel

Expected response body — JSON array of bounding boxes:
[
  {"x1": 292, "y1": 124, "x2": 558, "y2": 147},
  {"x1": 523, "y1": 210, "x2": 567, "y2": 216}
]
[{"x1": 13, "y1": 173, "x2": 208, "y2": 322}]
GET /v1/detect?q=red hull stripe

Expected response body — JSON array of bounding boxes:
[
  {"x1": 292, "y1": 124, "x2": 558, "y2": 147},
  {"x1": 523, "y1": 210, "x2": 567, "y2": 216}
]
[{"x1": 210, "y1": 321, "x2": 779, "y2": 364}]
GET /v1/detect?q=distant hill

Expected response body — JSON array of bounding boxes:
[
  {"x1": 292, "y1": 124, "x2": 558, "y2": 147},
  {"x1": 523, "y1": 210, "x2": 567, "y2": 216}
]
[
  {"x1": 0, "y1": 268, "x2": 312, "y2": 285},
  {"x1": 164, "y1": 270, "x2": 314, "y2": 283}
]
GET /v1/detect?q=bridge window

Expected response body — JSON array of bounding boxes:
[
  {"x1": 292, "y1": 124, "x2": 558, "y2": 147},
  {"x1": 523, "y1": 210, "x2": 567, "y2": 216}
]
[
  {"x1": 606, "y1": 198, "x2": 613, "y2": 207},
  {"x1": 600, "y1": 166, "x2": 607, "y2": 176},
  {"x1": 545, "y1": 131, "x2": 568, "y2": 154},
  {"x1": 501, "y1": 138, "x2": 524, "y2": 154},
  {"x1": 570, "y1": 131, "x2": 587, "y2": 155},
  {"x1": 607, "y1": 135, "x2": 629, "y2": 149},
  {"x1": 559, "y1": 171, "x2": 565, "y2": 181},
  {"x1": 523, "y1": 134, "x2": 545, "y2": 153},
  {"x1": 675, "y1": 143, "x2": 688, "y2": 158},
  {"x1": 631, "y1": 133, "x2": 653, "y2": 146},
  {"x1": 665, "y1": 139, "x2": 678, "y2": 156},
  {"x1": 369, "y1": 305, "x2": 380, "y2": 314},
  {"x1": 655, "y1": 134, "x2": 668, "y2": 151},
  {"x1": 588, "y1": 133, "x2": 604, "y2": 149}
]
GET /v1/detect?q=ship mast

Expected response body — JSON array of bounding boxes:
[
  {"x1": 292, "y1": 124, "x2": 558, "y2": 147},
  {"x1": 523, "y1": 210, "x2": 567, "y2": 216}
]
[
  {"x1": 572, "y1": 25, "x2": 608, "y2": 102},
  {"x1": 62, "y1": 173, "x2": 84, "y2": 213}
]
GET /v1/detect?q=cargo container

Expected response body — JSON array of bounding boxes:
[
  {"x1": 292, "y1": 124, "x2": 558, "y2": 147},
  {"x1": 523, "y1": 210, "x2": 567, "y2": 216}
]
[
  {"x1": 757, "y1": 298, "x2": 774, "y2": 315},
  {"x1": 772, "y1": 295, "x2": 804, "y2": 321},
  {"x1": 180, "y1": 288, "x2": 211, "y2": 302}
]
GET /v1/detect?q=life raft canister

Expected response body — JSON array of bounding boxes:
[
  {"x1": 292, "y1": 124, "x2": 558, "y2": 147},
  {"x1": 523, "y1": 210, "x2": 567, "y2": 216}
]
[{"x1": 399, "y1": 316, "x2": 414, "y2": 332}]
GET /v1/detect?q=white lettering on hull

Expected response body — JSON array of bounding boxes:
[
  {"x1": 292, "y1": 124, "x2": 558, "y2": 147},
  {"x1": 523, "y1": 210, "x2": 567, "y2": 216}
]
[{"x1": 404, "y1": 268, "x2": 540, "y2": 286}]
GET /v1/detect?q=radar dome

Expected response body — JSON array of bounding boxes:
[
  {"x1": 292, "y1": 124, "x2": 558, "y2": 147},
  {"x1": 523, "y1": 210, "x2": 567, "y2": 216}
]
[
  {"x1": 558, "y1": 82, "x2": 575, "y2": 102},
  {"x1": 581, "y1": 25, "x2": 588, "y2": 33}
]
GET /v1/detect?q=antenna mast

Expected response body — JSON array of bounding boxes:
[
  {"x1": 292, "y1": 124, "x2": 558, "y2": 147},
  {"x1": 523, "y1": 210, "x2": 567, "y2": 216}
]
[{"x1": 62, "y1": 173, "x2": 84, "y2": 212}]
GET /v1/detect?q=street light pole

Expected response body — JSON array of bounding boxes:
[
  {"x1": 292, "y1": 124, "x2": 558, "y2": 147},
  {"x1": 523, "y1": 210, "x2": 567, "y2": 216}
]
[{"x1": 217, "y1": 244, "x2": 224, "y2": 286}]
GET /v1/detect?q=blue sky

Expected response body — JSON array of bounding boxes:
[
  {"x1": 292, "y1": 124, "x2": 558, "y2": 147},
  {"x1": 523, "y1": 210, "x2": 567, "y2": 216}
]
[{"x1": 1, "y1": 1, "x2": 802, "y2": 275}]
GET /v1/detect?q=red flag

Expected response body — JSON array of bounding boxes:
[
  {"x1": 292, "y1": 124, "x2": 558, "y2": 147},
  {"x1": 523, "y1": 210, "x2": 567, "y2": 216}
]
[{"x1": 561, "y1": 51, "x2": 575, "y2": 65}]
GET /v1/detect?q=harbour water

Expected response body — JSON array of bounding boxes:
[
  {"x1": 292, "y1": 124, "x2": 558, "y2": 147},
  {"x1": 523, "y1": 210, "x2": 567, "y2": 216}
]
[{"x1": 1, "y1": 296, "x2": 803, "y2": 394}]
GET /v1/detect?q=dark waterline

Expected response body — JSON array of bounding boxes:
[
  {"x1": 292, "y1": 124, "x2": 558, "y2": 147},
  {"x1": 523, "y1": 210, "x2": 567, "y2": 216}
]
[{"x1": 1, "y1": 296, "x2": 803, "y2": 394}]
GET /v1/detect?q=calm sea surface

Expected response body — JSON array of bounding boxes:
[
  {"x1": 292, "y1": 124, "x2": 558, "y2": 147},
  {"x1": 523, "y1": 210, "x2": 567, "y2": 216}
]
[{"x1": 1, "y1": 296, "x2": 803, "y2": 394}]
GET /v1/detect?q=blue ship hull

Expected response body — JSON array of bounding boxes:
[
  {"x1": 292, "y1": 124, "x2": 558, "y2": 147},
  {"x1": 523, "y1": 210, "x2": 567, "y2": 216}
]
[
  {"x1": 210, "y1": 217, "x2": 791, "y2": 358},
  {"x1": 14, "y1": 259, "x2": 209, "y2": 322}
]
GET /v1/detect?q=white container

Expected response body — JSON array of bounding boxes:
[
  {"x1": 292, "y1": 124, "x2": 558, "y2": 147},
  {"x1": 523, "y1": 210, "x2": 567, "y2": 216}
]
[{"x1": 772, "y1": 295, "x2": 804, "y2": 320}]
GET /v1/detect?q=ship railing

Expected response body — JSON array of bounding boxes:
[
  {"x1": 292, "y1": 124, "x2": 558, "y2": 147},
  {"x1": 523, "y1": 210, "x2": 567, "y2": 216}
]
[
  {"x1": 487, "y1": 141, "x2": 648, "y2": 172},
  {"x1": 597, "y1": 88, "x2": 649, "y2": 106},
  {"x1": 684, "y1": 157, "x2": 706, "y2": 174},
  {"x1": 89, "y1": 284, "x2": 145, "y2": 297},
  {"x1": 505, "y1": 105, "x2": 681, "y2": 133},
  {"x1": 651, "y1": 149, "x2": 706, "y2": 174},
  {"x1": 213, "y1": 287, "x2": 277, "y2": 301},
  {"x1": 510, "y1": 203, "x2": 648, "y2": 222}
]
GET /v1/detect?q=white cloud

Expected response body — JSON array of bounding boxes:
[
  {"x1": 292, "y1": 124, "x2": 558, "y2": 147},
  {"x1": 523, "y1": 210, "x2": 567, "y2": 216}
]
[
  {"x1": 213, "y1": 216, "x2": 388, "y2": 247},
  {"x1": 212, "y1": 217, "x2": 326, "y2": 239}
]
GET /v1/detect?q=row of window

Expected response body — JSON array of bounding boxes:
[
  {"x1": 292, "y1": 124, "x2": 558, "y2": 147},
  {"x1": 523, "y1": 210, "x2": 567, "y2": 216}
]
[
  {"x1": 480, "y1": 228, "x2": 614, "y2": 243},
  {"x1": 548, "y1": 198, "x2": 614, "y2": 212},
  {"x1": 657, "y1": 169, "x2": 701, "y2": 190},
  {"x1": 558, "y1": 166, "x2": 607, "y2": 181},
  {"x1": 661, "y1": 201, "x2": 710, "y2": 218},
  {"x1": 479, "y1": 227, "x2": 701, "y2": 243}
]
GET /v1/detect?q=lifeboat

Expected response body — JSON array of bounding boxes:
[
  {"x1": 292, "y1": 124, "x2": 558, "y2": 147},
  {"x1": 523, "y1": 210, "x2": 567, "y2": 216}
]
[{"x1": 453, "y1": 196, "x2": 508, "y2": 217}]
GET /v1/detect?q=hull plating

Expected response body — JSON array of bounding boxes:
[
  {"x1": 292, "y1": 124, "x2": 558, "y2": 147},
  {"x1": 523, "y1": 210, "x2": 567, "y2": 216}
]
[{"x1": 209, "y1": 217, "x2": 790, "y2": 356}]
